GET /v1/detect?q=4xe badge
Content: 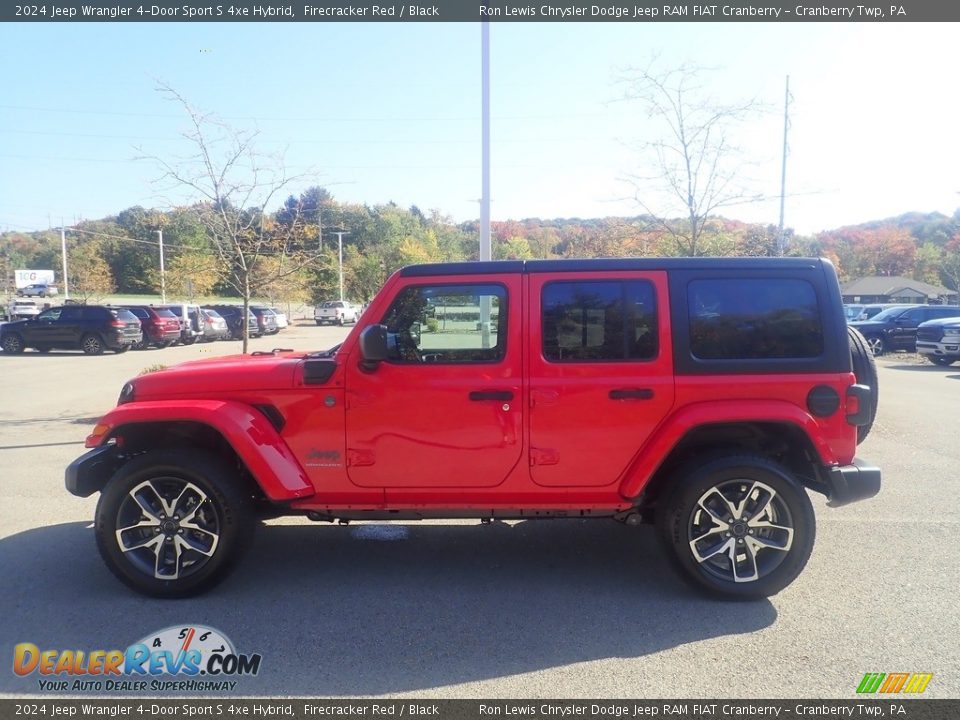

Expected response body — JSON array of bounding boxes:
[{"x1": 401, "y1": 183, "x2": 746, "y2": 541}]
[{"x1": 13, "y1": 625, "x2": 262, "y2": 692}]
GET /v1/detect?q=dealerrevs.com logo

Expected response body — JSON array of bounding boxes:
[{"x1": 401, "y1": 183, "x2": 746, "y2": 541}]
[{"x1": 13, "y1": 625, "x2": 262, "y2": 692}]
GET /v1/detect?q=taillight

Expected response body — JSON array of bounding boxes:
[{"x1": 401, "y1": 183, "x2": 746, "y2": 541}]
[{"x1": 110, "y1": 319, "x2": 125, "y2": 328}]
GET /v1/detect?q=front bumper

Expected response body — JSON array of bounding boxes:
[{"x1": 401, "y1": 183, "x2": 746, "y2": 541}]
[
  {"x1": 65, "y1": 445, "x2": 121, "y2": 497},
  {"x1": 916, "y1": 340, "x2": 960, "y2": 360},
  {"x1": 824, "y1": 458, "x2": 881, "y2": 507}
]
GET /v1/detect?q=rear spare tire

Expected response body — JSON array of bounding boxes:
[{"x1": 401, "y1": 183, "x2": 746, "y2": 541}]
[{"x1": 848, "y1": 326, "x2": 878, "y2": 444}]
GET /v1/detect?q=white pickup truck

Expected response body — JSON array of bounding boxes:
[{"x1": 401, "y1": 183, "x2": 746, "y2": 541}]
[{"x1": 314, "y1": 300, "x2": 359, "y2": 326}]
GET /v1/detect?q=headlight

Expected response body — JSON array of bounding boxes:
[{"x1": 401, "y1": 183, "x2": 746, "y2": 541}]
[
  {"x1": 943, "y1": 328, "x2": 960, "y2": 338},
  {"x1": 117, "y1": 382, "x2": 136, "y2": 405}
]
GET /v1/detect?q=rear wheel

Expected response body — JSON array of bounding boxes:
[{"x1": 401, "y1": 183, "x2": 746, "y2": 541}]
[
  {"x1": 848, "y1": 326, "x2": 879, "y2": 444},
  {"x1": 864, "y1": 334, "x2": 885, "y2": 356},
  {"x1": 81, "y1": 334, "x2": 104, "y2": 355},
  {"x1": 114, "y1": 346, "x2": 130, "y2": 354},
  {"x1": 182, "y1": 336, "x2": 198, "y2": 346},
  {"x1": 95, "y1": 449, "x2": 254, "y2": 598},
  {"x1": 657, "y1": 455, "x2": 815, "y2": 599}
]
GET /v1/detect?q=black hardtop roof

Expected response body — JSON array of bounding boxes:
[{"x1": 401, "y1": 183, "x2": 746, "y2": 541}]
[{"x1": 400, "y1": 257, "x2": 826, "y2": 277}]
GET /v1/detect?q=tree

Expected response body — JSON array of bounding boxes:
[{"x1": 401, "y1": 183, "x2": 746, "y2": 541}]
[
  {"x1": 621, "y1": 62, "x2": 764, "y2": 256},
  {"x1": 143, "y1": 85, "x2": 319, "y2": 352},
  {"x1": 68, "y1": 240, "x2": 115, "y2": 302}
]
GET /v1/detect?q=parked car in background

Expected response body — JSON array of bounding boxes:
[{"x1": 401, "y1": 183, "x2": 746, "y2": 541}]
[
  {"x1": 270, "y1": 308, "x2": 288, "y2": 329},
  {"x1": 849, "y1": 304, "x2": 960, "y2": 355},
  {"x1": 916, "y1": 316, "x2": 960, "y2": 366},
  {"x1": 159, "y1": 304, "x2": 204, "y2": 345},
  {"x1": 118, "y1": 305, "x2": 181, "y2": 349},
  {"x1": 203, "y1": 305, "x2": 261, "y2": 340},
  {"x1": 844, "y1": 303, "x2": 906, "y2": 322},
  {"x1": 17, "y1": 283, "x2": 59, "y2": 298},
  {"x1": 1, "y1": 304, "x2": 141, "y2": 355},
  {"x1": 315, "y1": 300, "x2": 359, "y2": 326},
  {"x1": 6, "y1": 300, "x2": 42, "y2": 320},
  {"x1": 250, "y1": 306, "x2": 279, "y2": 335},
  {"x1": 199, "y1": 308, "x2": 230, "y2": 341}
]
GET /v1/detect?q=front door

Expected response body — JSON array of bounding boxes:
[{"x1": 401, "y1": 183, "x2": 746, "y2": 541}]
[
  {"x1": 344, "y1": 277, "x2": 524, "y2": 488},
  {"x1": 527, "y1": 272, "x2": 675, "y2": 487}
]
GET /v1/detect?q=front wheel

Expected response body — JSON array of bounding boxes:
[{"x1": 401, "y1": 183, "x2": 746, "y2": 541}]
[
  {"x1": 95, "y1": 449, "x2": 253, "y2": 598},
  {"x1": 657, "y1": 455, "x2": 815, "y2": 599},
  {"x1": 931, "y1": 357, "x2": 956, "y2": 367},
  {"x1": 2, "y1": 334, "x2": 26, "y2": 354}
]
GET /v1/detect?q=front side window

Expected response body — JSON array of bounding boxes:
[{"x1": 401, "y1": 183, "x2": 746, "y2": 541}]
[
  {"x1": 689, "y1": 278, "x2": 823, "y2": 360},
  {"x1": 37, "y1": 308, "x2": 63, "y2": 322},
  {"x1": 542, "y1": 280, "x2": 658, "y2": 362},
  {"x1": 380, "y1": 284, "x2": 506, "y2": 364}
]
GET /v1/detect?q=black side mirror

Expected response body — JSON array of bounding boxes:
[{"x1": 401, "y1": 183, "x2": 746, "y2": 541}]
[{"x1": 358, "y1": 324, "x2": 388, "y2": 371}]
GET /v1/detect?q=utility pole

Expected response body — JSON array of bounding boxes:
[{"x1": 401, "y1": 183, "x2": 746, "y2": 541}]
[
  {"x1": 777, "y1": 75, "x2": 791, "y2": 257},
  {"x1": 479, "y1": 20, "x2": 492, "y2": 348},
  {"x1": 156, "y1": 229, "x2": 166, "y2": 304},
  {"x1": 333, "y1": 231, "x2": 349, "y2": 301},
  {"x1": 60, "y1": 223, "x2": 69, "y2": 301}
]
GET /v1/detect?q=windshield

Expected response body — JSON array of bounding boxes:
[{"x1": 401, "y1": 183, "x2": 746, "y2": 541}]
[{"x1": 867, "y1": 307, "x2": 911, "y2": 322}]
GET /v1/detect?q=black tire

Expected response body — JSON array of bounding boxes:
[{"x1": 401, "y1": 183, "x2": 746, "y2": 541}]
[
  {"x1": 657, "y1": 454, "x2": 815, "y2": 599},
  {"x1": 863, "y1": 333, "x2": 885, "y2": 357},
  {"x1": 2, "y1": 333, "x2": 26, "y2": 354},
  {"x1": 36, "y1": 345, "x2": 52, "y2": 354},
  {"x1": 316, "y1": 320, "x2": 324, "y2": 326},
  {"x1": 132, "y1": 339, "x2": 147, "y2": 351},
  {"x1": 848, "y1": 326, "x2": 879, "y2": 445},
  {"x1": 80, "y1": 334, "x2": 104, "y2": 356},
  {"x1": 94, "y1": 449, "x2": 254, "y2": 598},
  {"x1": 931, "y1": 357, "x2": 955, "y2": 367},
  {"x1": 114, "y1": 346, "x2": 130, "y2": 354},
  {"x1": 182, "y1": 336, "x2": 198, "y2": 346}
]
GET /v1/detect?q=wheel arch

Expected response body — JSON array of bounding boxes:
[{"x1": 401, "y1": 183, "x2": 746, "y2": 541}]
[
  {"x1": 87, "y1": 401, "x2": 315, "y2": 502},
  {"x1": 625, "y1": 418, "x2": 829, "y2": 514}
]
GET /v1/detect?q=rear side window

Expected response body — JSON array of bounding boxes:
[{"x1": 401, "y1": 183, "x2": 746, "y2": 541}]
[
  {"x1": 542, "y1": 280, "x2": 657, "y2": 362},
  {"x1": 688, "y1": 278, "x2": 823, "y2": 360},
  {"x1": 155, "y1": 309, "x2": 177, "y2": 319},
  {"x1": 128, "y1": 307, "x2": 149, "y2": 319}
]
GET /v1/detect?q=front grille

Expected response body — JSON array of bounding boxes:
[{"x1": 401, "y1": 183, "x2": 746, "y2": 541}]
[{"x1": 917, "y1": 327, "x2": 944, "y2": 342}]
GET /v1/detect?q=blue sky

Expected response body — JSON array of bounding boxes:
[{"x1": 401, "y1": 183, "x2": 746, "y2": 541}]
[{"x1": 1, "y1": 21, "x2": 957, "y2": 235}]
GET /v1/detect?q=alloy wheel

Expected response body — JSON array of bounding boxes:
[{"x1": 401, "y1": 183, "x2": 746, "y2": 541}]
[
  {"x1": 687, "y1": 479, "x2": 795, "y2": 584},
  {"x1": 114, "y1": 478, "x2": 221, "y2": 581}
]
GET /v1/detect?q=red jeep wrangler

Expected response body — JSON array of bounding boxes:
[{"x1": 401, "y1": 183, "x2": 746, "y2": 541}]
[{"x1": 67, "y1": 258, "x2": 880, "y2": 599}]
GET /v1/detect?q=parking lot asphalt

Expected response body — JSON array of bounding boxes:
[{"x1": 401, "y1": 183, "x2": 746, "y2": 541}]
[{"x1": 0, "y1": 332, "x2": 957, "y2": 699}]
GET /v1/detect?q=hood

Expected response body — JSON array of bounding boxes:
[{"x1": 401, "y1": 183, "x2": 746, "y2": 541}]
[
  {"x1": 918, "y1": 316, "x2": 960, "y2": 329},
  {"x1": 129, "y1": 352, "x2": 308, "y2": 400}
]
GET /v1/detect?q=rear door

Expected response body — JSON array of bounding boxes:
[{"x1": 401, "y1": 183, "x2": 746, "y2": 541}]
[{"x1": 527, "y1": 272, "x2": 675, "y2": 487}]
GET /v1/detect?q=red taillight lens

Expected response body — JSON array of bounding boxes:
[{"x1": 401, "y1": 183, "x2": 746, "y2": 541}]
[{"x1": 110, "y1": 319, "x2": 125, "y2": 328}]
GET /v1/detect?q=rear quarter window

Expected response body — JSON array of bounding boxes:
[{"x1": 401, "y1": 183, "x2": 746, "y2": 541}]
[{"x1": 689, "y1": 278, "x2": 823, "y2": 360}]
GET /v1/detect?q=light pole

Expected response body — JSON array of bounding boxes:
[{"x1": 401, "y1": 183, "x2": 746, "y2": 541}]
[
  {"x1": 333, "y1": 231, "x2": 349, "y2": 301},
  {"x1": 156, "y1": 229, "x2": 166, "y2": 304},
  {"x1": 60, "y1": 225, "x2": 69, "y2": 301}
]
